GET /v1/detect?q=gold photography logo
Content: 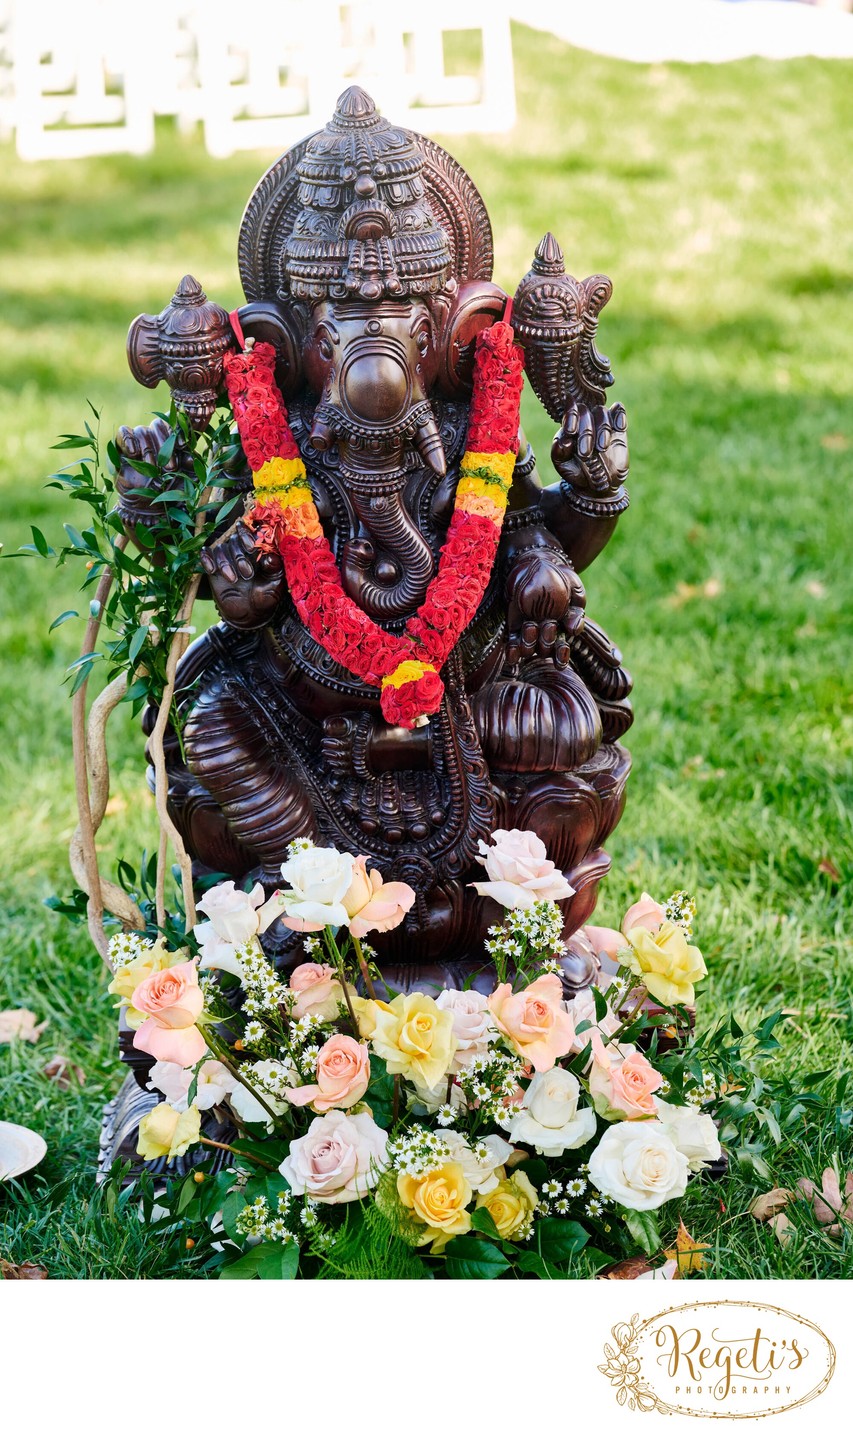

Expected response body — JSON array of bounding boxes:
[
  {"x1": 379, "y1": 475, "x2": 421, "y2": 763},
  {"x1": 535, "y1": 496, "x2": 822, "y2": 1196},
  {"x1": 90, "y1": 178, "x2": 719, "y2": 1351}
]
[{"x1": 599, "y1": 1299, "x2": 835, "y2": 1419}]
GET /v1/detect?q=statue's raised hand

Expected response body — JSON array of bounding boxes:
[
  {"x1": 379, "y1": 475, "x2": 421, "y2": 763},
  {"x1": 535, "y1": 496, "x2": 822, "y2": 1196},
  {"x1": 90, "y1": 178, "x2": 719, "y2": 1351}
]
[
  {"x1": 551, "y1": 400, "x2": 628, "y2": 496},
  {"x1": 115, "y1": 416, "x2": 190, "y2": 521},
  {"x1": 199, "y1": 526, "x2": 285, "y2": 629},
  {"x1": 505, "y1": 547, "x2": 586, "y2": 668}
]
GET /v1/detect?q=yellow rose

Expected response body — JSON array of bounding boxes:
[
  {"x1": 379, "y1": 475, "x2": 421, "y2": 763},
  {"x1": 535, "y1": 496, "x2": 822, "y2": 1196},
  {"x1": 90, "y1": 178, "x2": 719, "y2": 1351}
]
[
  {"x1": 369, "y1": 992, "x2": 457, "y2": 1089},
  {"x1": 476, "y1": 1170, "x2": 538, "y2": 1240},
  {"x1": 137, "y1": 1102, "x2": 201, "y2": 1161},
  {"x1": 624, "y1": 921, "x2": 707, "y2": 1007},
  {"x1": 397, "y1": 1162, "x2": 472, "y2": 1253},
  {"x1": 351, "y1": 995, "x2": 393, "y2": 1040},
  {"x1": 108, "y1": 939, "x2": 186, "y2": 1028}
]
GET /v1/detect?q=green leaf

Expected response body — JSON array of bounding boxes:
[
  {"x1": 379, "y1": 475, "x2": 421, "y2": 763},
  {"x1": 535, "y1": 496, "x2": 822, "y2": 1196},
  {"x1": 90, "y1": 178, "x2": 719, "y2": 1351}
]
[
  {"x1": 69, "y1": 660, "x2": 94, "y2": 695},
  {"x1": 158, "y1": 431, "x2": 177, "y2": 466},
  {"x1": 444, "y1": 1236, "x2": 510, "y2": 1280},
  {"x1": 49, "y1": 609, "x2": 79, "y2": 632},
  {"x1": 219, "y1": 1246, "x2": 268, "y2": 1280},
  {"x1": 624, "y1": 1209, "x2": 661, "y2": 1256},
  {"x1": 470, "y1": 1206, "x2": 502, "y2": 1240},
  {"x1": 30, "y1": 525, "x2": 51, "y2": 557},
  {"x1": 593, "y1": 986, "x2": 609, "y2": 1021},
  {"x1": 63, "y1": 523, "x2": 87, "y2": 550},
  {"x1": 516, "y1": 1250, "x2": 562, "y2": 1279},
  {"x1": 128, "y1": 624, "x2": 148, "y2": 664},
  {"x1": 537, "y1": 1218, "x2": 590, "y2": 1262},
  {"x1": 258, "y1": 1241, "x2": 299, "y2": 1280},
  {"x1": 220, "y1": 1189, "x2": 247, "y2": 1245}
]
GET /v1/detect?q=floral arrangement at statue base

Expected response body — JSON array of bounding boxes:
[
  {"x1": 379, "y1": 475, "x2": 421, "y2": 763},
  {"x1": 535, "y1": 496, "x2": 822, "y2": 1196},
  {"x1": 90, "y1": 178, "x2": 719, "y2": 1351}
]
[{"x1": 105, "y1": 829, "x2": 727, "y2": 1280}]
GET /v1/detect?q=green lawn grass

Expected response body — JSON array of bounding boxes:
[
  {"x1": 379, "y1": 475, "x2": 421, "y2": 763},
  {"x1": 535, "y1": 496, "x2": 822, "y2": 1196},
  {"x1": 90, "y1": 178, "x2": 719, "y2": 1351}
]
[{"x1": 1, "y1": 24, "x2": 851, "y2": 1277}]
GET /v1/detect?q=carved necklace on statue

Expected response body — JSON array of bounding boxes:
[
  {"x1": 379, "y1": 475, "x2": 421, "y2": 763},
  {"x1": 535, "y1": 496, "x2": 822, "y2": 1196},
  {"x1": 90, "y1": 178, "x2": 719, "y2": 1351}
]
[{"x1": 222, "y1": 314, "x2": 524, "y2": 730}]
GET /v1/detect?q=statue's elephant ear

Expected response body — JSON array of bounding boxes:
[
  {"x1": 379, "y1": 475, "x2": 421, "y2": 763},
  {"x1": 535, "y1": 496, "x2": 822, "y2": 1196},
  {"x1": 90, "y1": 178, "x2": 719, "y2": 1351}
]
[
  {"x1": 232, "y1": 299, "x2": 305, "y2": 398},
  {"x1": 432, "y1": 279, "x2": 507, "y2": 398}
]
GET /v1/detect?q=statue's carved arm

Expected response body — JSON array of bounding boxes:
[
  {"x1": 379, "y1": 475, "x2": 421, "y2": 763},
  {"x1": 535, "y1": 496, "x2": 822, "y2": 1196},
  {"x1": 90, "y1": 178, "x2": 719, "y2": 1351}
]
[
  {"x1": 540, "y1": 398, "x2": 630, "y2": 573},
  {"x1": 199, "y1": 524, "x2": 285, "y2": 630}
]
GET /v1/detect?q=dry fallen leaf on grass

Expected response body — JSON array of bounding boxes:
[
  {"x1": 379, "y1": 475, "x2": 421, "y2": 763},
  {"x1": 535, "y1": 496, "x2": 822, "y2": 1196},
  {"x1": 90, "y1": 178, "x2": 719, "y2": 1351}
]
[
  {"x1": 820, "y1": 433, "x2": 849, "y2": 452},
  {"x1": 817, "y1": 857, "x2": 841, "y2": 883},
  {"x1": 750, "y1": 1187, "x2": 793, "y2": 1222},
  {"x1": 42, "y1": 1054, "x2": 86, "y2": 1091},
  {"x1": 0, "y1": 1009, "x2": 48, "y2": 1044},
  {"x1": 0, "y1": 1259, "x2": 48, "y2": 1280},
  {"x1": 797, "y1": 1169, "x2": 853, "y2": 1237},
  {"x1": 664, "y1": 1218, "x2": 710, "y2": 1276},
  {"x1": 769, "y1": 1212, "x2": 793, "y2": 1247},
  {"x1": 666, "y1": 578, "x2": 723, "y2": 609},
  {"x1": 804, "y1": 579, "x2": 827, "y2": 599},
  {"x1": 599, "y1": 1255, "x2": 656, "y2": 1280}
]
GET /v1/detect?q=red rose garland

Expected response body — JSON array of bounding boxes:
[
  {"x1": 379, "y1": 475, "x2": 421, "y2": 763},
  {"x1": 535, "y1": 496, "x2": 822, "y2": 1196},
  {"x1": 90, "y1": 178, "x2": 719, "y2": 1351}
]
[{"x1": 222, "y1": 319, "x2": 523, "y2": 728}]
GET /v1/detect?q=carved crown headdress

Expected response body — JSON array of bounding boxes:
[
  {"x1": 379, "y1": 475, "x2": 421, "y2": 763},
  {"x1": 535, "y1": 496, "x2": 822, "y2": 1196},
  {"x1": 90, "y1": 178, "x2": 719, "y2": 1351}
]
[{"x1": 238, "y1": 86, "x2": 494, "y2": 305}]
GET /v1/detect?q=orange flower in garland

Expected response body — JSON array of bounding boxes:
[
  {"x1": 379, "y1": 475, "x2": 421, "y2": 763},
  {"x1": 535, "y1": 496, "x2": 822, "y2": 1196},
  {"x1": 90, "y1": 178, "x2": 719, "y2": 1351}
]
[{"x1": 222, "y1": 319, "x2": 523, "y2": 728}]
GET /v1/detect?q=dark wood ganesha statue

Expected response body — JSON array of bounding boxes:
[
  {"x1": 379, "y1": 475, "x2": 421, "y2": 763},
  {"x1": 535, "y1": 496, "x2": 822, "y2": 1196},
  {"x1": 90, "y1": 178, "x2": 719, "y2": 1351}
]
[{"x1": 116, "y1": 87, "x2": 633, "y2": 995}]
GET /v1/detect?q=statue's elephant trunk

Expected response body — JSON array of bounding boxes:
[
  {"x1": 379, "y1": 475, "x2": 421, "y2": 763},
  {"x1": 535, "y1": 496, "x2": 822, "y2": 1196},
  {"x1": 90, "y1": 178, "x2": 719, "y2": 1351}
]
[{"x1": 344, "y1": 487, "x2": 436, "y2": 619}]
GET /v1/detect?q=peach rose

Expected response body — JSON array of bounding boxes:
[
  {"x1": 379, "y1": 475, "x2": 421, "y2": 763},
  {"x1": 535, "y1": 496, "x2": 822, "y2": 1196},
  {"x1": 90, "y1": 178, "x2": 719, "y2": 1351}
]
[
  {"x1": 286, "y1": 1034, "x2": 370, "y2": 1113},
  {"x1": 470, "y1": 828, "x2": 574, "y2": 910},
  {"x1": 342, "y1": 855, "x2": 416, "y2": 938},
  {"x1": 589, "y1": 1034, "x2": 663, "y2": 1120},
  {"x1": 131, "y1": 960, "x2": 206, "y2": 1066},
  {"x1": 487, "y1": 973, "x2": 575, "y2": 1073},
  {"x1": 287, "y1": 961, "x2": 343, "y2": 1021}
]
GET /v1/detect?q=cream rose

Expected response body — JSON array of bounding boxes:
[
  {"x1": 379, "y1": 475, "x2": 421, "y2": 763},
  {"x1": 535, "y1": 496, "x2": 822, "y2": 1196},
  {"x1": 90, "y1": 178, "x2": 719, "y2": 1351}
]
[
  {"x1": 286, "y1": 1034, "x2": 370, "y2": 1113},
  {"x1": 440, "y1": 1130, "x2": 513, "y2": 1194},
  {"x1": 287, "y1": 961, "x2": 343, "y2": 1021},
  {"x1": 589, "y1": 1120, "x2": 689, "y2": 1211},
  {"x1": 435, "y1": 988, "x2": 495, "y2": 1072},
  {"x1": 470, "y1": 828, "x2": 574, "y2": 909},
  {"x1": 196, "y1": 880, "x2": 283, "y2": 946},
  {"x1": 488, "y1": 973, "x2": 575, "y2": 1073},
  {"x1": 279, "y1": 845, "x2": 355, "y2": 932},
  {"x1": 341, "y1": 856, "x2": 416, "y2": 938},
  {"x1": 624, "y1": 921, "x2": 707, "y2": 1007},
  {"x1": 280, "y1": 1110, "x2": 387, "y2": 1204},
  {"x1": 147, "y1": 1057, "x2": 232, "y2": 1112},
  {"x1": 368, "y1": 991, "x2": 457, "y2": 1089},
  {"x1": 475, "y1": 1170, "x2": 538, "y2": 1239},
  {"x1": 137, "y1": 1102, "x2": 201, "y2": 1162},
  {"x1": 508, "y1": 1067, "x2": 597, "y2": 1156},
  {"x1": 397, "y1": 1162, "x2": 472, "y2": 1252},
  {"x1": 656, "y1": 1099, "x2": 722, "y2": 1173}
]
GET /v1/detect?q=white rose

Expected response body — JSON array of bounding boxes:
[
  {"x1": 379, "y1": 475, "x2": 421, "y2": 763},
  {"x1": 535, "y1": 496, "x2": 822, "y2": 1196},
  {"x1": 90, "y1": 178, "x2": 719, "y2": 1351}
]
[
  {"x1": 279, "y1": 845, "x2": 355, "y2": 931},
  {"x1": 589, "y1": 1120, "x2": 689, "y2": 1211},
  {"x1": 195, "y1": 880, "x2": 282, "y2": 946},
  {"x1": 147, "y1": 1057, "x2": 233, "y2": 1112},
  {"x1": 656, "y1": 1099, "x2": 722, "y2": 1173},
  {"x1": 229, "y1": 1061, "x2": 292, "y2": 1129},
  {"x1": 469, "y1": 828, "x2": 574, "y2": 910},
  {"x1": 194, "y1": 922, "x2": 246, "y2": 981},
  {"x1": 564, "y1": 987, "x2": 620, "y2": 1061},
  {"x1": 440, "y1": 1130, "x2": 513, "y2": 1194},
  {"x1": 280, "y1": 1111, "x2": 387, "y2": 1204},
  {"x1": 435, "y1": 989, "x2": 495, "y2": 1071},
  {"x1": 508, "y1": 1068, "x2": 597, "y2": 1157}
]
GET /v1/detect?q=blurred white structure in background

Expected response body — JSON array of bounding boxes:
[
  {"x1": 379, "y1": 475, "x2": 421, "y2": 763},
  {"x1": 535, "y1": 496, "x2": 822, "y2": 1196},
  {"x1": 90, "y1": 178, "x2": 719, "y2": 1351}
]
[
  {"x1": 517, "y1": 0, "x2": 853, "y2": 65},
  {"x1": 1, "y1": 0, "x2": 516, "y2": 161}
]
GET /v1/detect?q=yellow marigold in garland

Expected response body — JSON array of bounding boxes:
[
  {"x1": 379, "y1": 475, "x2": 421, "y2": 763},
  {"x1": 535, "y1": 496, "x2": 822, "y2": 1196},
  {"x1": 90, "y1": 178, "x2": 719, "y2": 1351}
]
[
  {"x1": 624, "y1": 920, "x2": 707, "y2": 1007},
  {"x1": 397, "y1": 1162, "x2": 473, "y2": 1253},
  {"x1": 368, "y1": 991, "x2": 457, "y2": 1089},
  {"x1": 476, "y1": 1170, "x2": 538, "y2": 1240},
  {"x1": 137, "y1": 1102, "x2": 201, "y2": 1162},
  {"x1": 108, "y1": 938, "x2": 187, "y2": 1029}
]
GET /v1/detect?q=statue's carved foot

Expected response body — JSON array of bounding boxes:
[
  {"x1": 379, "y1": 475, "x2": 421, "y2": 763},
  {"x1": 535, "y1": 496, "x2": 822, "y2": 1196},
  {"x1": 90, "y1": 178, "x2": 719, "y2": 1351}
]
[{"x1": 98, "y1": 1074, "x2": 233, "y2": 1186}]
